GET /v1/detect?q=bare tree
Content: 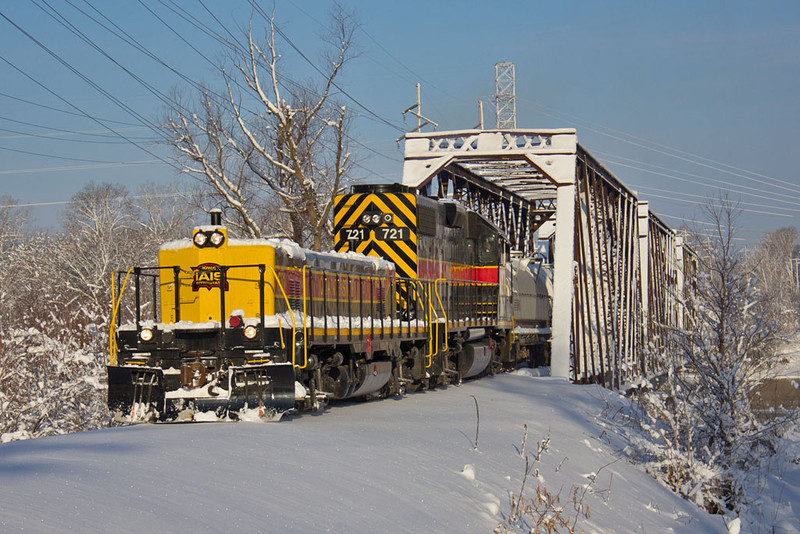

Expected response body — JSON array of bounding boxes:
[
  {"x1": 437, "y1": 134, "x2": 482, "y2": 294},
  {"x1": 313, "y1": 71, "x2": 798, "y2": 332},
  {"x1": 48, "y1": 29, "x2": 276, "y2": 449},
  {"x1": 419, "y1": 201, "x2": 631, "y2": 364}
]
[
  {"x1": 0, "y1": 197, "x2": 30, "y2": 326},
  {"x1": 61, "y1": 183, "x2": 135, "y2": 310},
  {"x1": 164, "y1": 5, "x2": 356, "y2": 250},
  {"x1": 747, "y1": 227, "x2": 799, "y2": 337},
  {"x1": 130, "y1": 182, "x2": 195, "y2": 253},
  {"x1": 0, "y1": 196, "x2": 28, "y2": 254}
]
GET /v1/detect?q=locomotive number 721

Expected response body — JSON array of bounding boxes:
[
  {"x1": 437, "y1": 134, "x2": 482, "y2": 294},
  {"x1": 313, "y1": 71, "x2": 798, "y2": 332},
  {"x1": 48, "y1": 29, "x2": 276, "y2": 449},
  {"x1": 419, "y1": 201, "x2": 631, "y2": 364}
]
[
  {"x1": 344, "y1": 228, "x2": 368, "y2": 241},
  {"x1": 376, "y1": 227, "x2": 409, "y2": 241}
]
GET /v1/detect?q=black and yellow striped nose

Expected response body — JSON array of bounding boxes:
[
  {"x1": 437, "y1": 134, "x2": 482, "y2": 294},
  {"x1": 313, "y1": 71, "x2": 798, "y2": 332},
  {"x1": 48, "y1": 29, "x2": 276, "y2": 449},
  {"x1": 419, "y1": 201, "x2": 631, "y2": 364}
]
[{"x1": 334, "y1": 191, "x2": 418, "y2": 279}]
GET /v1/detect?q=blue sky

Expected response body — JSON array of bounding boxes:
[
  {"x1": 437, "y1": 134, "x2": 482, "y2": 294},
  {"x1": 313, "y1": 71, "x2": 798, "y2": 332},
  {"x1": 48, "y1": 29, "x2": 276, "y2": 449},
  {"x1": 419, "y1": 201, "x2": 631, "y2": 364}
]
[{"x1": 1, "y1": 0, "x2": 798, "y2": 242}]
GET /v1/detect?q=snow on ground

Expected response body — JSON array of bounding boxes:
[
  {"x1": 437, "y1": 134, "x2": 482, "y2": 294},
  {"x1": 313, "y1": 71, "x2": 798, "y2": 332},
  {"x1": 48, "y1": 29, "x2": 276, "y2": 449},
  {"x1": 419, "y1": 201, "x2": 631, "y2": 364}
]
[
  {"x1": 0, "y1": 372, "x2": 776, "y2": 533},
  {"x1": 774, "y1": 335, "x2": 800, "y2": 377}
]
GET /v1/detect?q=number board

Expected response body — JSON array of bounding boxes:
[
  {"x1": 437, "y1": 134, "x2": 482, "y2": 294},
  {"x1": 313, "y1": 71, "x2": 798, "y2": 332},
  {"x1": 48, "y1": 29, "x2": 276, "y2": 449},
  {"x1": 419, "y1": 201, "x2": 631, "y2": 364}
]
[
  {"x1": 344, "y1": 227, "x2": 368, "y2": 241},
  {"x1": 375, "y1": 226, "x2": 410, "y2": 241}
]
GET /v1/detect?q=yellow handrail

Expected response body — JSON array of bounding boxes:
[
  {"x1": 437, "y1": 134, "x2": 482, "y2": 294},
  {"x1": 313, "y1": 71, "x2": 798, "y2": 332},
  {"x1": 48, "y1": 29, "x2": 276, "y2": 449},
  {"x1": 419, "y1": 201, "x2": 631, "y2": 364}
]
[
  {"x1": 109, "y1": 268, "x2": 134, "y2": 367},
  {"x1": 268, "y1": 266, "x2": 297, "y2": 368},
  {"x1": 300, "y1": 265, "x2": 309, "y2": 369},
  {"x1": 507, "y1": 276, "x2": 516, "y2": 345},
  {"x1": 425, "y1": 280, "x2": 439, "y2": 368},
  {"x1": 433, "y1": 278, "x2": 449, "y2": 353}
]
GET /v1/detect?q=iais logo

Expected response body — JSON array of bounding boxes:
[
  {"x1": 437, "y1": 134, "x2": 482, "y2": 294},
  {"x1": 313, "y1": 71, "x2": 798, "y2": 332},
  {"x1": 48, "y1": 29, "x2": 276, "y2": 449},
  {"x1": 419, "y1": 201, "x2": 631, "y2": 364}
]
[{"x1": 191, "y1": 263, "x2": 229, "y2": 291}]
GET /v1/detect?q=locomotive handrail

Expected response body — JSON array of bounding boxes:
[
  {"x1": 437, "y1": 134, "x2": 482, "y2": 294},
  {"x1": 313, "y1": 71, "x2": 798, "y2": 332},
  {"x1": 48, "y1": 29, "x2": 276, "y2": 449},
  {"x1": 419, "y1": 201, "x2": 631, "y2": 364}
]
[
  {"x1": 268, "y1": 266, "x2": 297, "y2": 368},
  {"x1": 109, "y1": 267, "x2": 135, "y2": 367},
  {"x1": 509, "y1": 278, "x2": 516, "y2": 345},
  {"x1": 433, "y1": 278, "x2": 449, "y2": 353},
  {"x1": 422, "y1": 279, "x2": 439, "y2": 368},
  {"x1": 300, "y1": 265, "x2": 309, "y2": 370}
]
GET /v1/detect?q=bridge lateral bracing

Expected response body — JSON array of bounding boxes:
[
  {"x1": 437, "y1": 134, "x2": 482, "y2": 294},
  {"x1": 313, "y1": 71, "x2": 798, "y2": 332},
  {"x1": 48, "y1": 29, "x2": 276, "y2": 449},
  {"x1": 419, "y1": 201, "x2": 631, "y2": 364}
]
[{"x1": 401, "y1": 128, "x2": 693, "y2": 388}]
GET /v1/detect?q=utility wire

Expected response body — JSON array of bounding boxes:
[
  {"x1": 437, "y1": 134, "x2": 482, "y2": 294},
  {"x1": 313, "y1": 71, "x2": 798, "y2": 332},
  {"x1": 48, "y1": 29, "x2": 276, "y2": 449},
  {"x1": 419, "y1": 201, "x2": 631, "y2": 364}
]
[
  {"x1": 641, "y1": 191, "x2": 791, "y2": 218},
  {"x1": 0, "y1": 127, "x2": 142, "y2": 144},
  {"x1": 632, "y1": 184, "x2": 800, "y2": 216},
  {"x1": 0, "y1": 11, "x2": 178, "y2": 169},
  {"x1": 526, "y1": 99, "x2": 800, "y2": 197},
  {"x1": 0, "y1": 144, "x2": 149, "y2": 165},
  {"x1": 602, "y1": 156, "x2": 800, "y2": 209},
  {"x1": 31, "y1": 0, "x2": 177, "y2": 139},
  {"x1": 0, "y1": 115, "x2": 147, "y2": 140},
  {"x1": 135, "y1": 1, "x2": 401, "y2": 163},
  {"x1": 0, "y1": 90, "x2": 140, "y2": 126},
  {"x1": 0, "y1": 160, "x2": 161, "y2": 176}
]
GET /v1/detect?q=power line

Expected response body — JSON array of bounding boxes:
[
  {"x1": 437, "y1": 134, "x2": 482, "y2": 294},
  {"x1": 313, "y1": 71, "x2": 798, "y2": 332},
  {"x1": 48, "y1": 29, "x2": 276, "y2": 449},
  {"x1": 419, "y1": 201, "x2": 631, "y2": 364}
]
[
  {"x1": 285, "y1": 0, "x2": 442, "y2": 92},
  {"x1": 0, "y1": 90, "x2": 140, "y2": 126},
  {"x1": 641, "y1": 191, "x2": 791, "y2": 218},
  {"x1": 0, "y1": 144, "x2": 154, "y2": 165},
  {"x1": 134, "y1": 1, "x2": 402, "y2": 165},
  {"x1": 0, "y1": 11, "x2": 178, "y2": 169},
  {"x1": 601, "y1": 155, "x2": 800, "y2": 209},
  {"x1": 526, "y1": 99, "x2": 800, "y2": 197},
  {"x1": 0, "y1": 160, "x2": 160, "y2": 176},
  {"x1": 1, "y1": 190, "x2": 186, "y2": 210},
  {"x1": 0, "y1": 115, "x2": 148, "y2": 141},
  {"x1": 31, "y1": 0, "x2": 180, "y2": 137},
  {"x1": 633, "y1": 184, "x2": 800, "y2": 215}
]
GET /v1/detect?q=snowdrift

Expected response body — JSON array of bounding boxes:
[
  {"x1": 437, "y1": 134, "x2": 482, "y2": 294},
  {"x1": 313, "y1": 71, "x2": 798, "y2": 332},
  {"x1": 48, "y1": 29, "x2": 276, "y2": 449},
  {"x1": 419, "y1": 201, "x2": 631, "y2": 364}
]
[{"x1": 0, "y1": 373, "x2": 730, "y2": 532}]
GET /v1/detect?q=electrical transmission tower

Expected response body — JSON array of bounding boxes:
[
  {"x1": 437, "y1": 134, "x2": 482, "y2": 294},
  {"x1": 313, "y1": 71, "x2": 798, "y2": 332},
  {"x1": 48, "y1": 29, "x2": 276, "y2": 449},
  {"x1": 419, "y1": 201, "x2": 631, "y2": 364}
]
[{"x1": 495, "y1": 61, "x2": 516, "y2": 129}]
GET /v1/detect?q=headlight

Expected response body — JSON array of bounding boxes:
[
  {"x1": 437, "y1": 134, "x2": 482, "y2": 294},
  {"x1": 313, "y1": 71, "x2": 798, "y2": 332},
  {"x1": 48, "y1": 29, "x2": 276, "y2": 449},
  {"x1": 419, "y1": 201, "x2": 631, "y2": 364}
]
[
  {"x1": 382, "y1": 213, "x2": 393, "y2": 223},
  {"x1": 371, "y1": 214, "x2": 381, "y2": 224},
  {"x1": 243, "y1": 325, "x2": 258, "y2": 339},
  {"x1": 139, "y1": 328, "x2": 154, "y2": 342},
  {"x1": 209, "y1": 231, "x2": 225, "y2": 246},
  {"x1": 362, "y1": 214, "x2": 371, "y2": 224},
  {"x1": 193, "y1": 232, "x2": 208, "y2": 247}
]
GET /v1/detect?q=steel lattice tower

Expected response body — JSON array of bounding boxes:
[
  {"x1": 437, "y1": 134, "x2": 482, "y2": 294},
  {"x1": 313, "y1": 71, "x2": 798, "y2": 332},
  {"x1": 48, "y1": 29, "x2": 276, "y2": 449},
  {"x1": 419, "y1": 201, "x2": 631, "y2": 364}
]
[{"x1": 495, "y1": 62, "x2": 516, "y2": 129}]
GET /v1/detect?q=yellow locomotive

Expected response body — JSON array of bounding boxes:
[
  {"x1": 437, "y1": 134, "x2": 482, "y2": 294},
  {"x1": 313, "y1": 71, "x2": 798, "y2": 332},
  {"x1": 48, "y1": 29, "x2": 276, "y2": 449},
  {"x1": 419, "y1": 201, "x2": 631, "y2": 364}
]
[{"x1": 107, "y1": 184, "x2": 551, "y2": 421}]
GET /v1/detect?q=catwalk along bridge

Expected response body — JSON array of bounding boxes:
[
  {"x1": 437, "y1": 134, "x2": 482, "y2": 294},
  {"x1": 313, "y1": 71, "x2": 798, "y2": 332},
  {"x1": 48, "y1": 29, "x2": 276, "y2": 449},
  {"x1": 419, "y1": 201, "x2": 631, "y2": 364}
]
[{"x1": 401, "y1": 128, "x2": 693, "y2": 388}]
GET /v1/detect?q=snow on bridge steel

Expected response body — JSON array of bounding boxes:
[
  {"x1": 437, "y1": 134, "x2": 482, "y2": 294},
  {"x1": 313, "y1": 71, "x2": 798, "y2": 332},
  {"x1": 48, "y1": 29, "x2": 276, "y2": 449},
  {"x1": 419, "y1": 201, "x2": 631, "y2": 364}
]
[{"x1": 402, "y1": 128, "x2": 692, "y2": 388}]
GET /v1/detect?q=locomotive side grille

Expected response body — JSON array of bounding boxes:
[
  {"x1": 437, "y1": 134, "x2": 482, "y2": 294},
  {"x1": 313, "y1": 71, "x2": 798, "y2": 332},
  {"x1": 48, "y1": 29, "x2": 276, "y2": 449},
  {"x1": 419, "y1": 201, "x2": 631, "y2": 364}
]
[
  {"x1": 334, "y1": 191, "x2": 418, "y2": 279},
  {"x1": 287, "y1": 275, "x2": 303, "y2": 309}
]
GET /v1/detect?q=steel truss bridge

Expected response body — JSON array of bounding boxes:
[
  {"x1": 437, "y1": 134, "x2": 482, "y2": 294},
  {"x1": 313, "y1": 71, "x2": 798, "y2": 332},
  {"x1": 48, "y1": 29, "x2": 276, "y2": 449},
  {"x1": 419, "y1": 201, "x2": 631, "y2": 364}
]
[{"x1": 402, "y1": 129, "x2": 694, "y2": 388}]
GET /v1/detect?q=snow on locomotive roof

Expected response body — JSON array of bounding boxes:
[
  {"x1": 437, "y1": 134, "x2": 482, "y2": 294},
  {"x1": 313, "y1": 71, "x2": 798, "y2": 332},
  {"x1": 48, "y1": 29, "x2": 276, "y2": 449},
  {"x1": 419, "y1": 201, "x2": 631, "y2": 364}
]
[
  {"x1": 159, "y1": 235, "x2": 394, "y2": 272},
  {"x1": 160, "y1": 237, "x2": 192, "y2": 250}
]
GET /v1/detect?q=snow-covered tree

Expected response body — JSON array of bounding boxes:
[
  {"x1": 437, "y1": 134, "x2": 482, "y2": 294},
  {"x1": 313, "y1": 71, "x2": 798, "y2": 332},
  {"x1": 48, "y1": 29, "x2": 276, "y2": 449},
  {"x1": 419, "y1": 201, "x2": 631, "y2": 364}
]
[
  {"x1": 164, "y1": 5, "x2": 356, "y2": 250},
  {"x1": 0, "y1": 183, "x2": 192, "y2": 442},
  {"x1": 633, "y1": 193, "x2": 785, "y2": 514},
  {"x1": 747, "y1": 227, "x2": 799, "y2": 337},
  {"x1": 0, "y1": 196, "x2": 28, "y2": 254}
]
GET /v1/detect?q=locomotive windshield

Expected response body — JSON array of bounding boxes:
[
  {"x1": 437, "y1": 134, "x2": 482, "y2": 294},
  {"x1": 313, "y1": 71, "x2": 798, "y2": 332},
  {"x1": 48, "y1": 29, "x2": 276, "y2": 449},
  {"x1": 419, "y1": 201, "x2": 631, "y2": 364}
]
[{"x1": 478, "y1": 234, "x2": 499, "y2": 266}]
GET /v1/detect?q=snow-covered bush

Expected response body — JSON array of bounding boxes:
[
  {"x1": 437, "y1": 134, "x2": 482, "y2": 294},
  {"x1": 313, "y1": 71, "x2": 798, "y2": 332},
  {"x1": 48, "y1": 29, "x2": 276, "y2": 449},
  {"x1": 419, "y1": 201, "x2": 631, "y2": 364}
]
[
  {"x1": 0, "y1": 183, "x2": 192, "y2": 442},
  {"x1": 0, "y1": 328, "x2": 107, "y2": 442}
]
